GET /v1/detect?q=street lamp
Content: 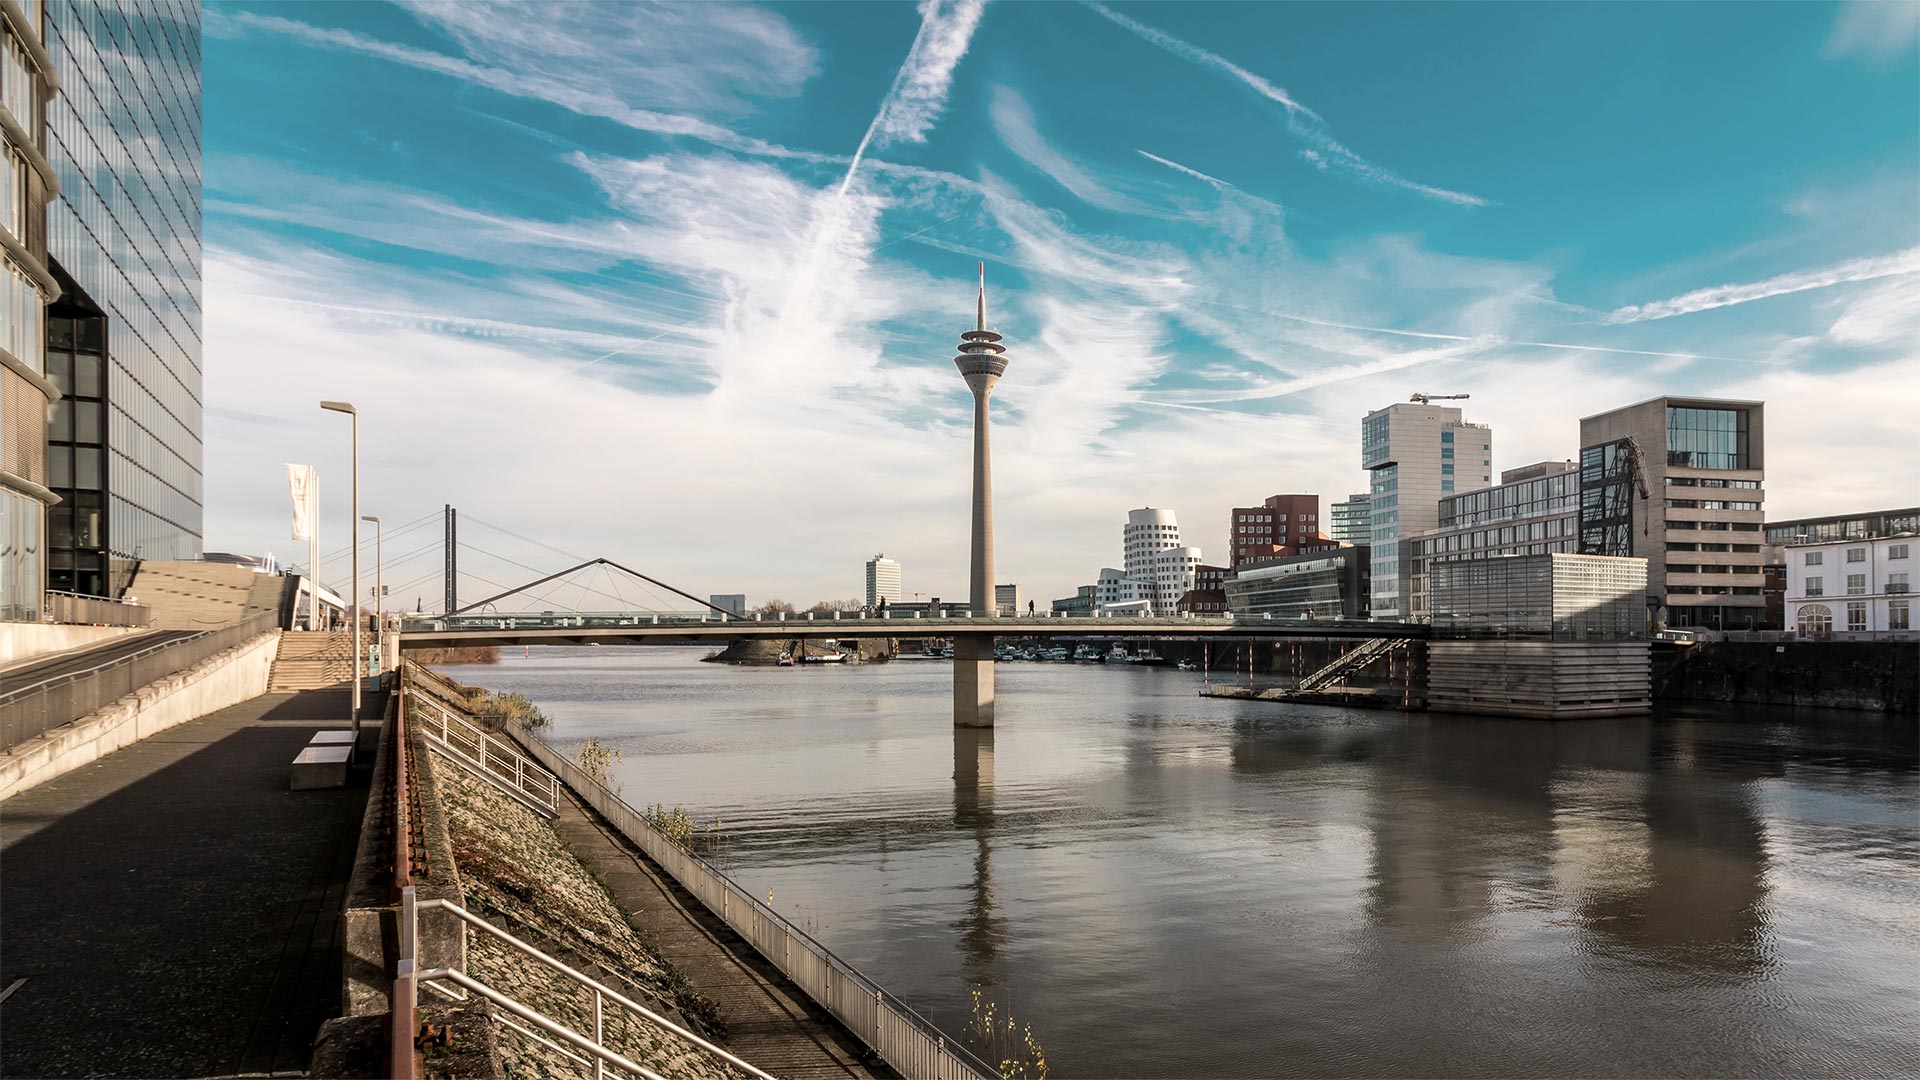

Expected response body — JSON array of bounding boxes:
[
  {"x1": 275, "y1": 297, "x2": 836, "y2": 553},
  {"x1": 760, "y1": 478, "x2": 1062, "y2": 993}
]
[
  {"x1": 362, "y1": 514, "x2": 382, "y2": 673},
  {"x1": 321, "y1": 400, "x2": 360, "y2": 729}
]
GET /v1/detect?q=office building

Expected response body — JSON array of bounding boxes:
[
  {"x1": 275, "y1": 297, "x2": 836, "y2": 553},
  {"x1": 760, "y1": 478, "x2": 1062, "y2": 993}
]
[
  {"x1": 1, "y1": 2, "x2": 58, "y2": 621},
  {"x1": 1784, "y1": 535, "x2": 1914, "y2": 638},
  {"x1": 1407, "y1": 461, "x2": 1581, "y2": 619},
  {"x1": 1426, "y1": 553, "x2": 1648, "y2": 639},
  {"x1": 1330, "y1": 494, "x2": 1371, "y2": 545},
  {"x1": 1122, "y1": 507, "x2": 1202, "y2": 616},
  {"x1": 994, "y1": 583, "x2": 1021, "y2": 617},
  {"x1": 1175, "y1": 563, "x2": 1230, "y2": 615},
  {"x1": 1095, "y1": 566, "x2": 1147, "y2": 613},
  {"x1": 42, "y1": 0, "x2": 204, "y2": 597},
  {"x1": 1764, "y1": 507, "x2": 1920, "y2": 546},
  {"x1": 1223, "y1": 547, "x2": 1370, "y2": 620},
  {"x1": 1579, "y1": 398, "x2": 1766, "y2": 630},
  {"x1": 1362, "y1": 401, "x2": 1494, "y2": 619},
  {"x1": 864, "y1": 553, "x2": 901, "y2": 607},
  {"x1": 1050, "y1": 585, "x2": 1097, "y2": 617},
  {"x1": 709, "y1": 593, "x2": 746, "y2": 618},
  {"x1": 1228, "y1": 494, "x2": 1324, "y2": 567}
]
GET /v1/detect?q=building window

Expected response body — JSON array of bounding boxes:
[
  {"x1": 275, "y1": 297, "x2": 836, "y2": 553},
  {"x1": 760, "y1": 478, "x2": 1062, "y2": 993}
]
[
  {"x1": 1804, "y1": 551, "x2": 1823, "y2": 566},
  {"x1": 1846, "y1": 548, "x2": 1866, "y2": 563},
  {"x1": 1846, "y1": 602, "x2": 1867, "y2": 632},
  {"x1": 1441, "y1": 431, "x2": 1453, "y2": 443},
  {"x1": 1847, "y1": 574, "x2": 1866, "y2": 595},
  {"x1": 1797, "y1": 603, "x2": 1832, "y2": 638},
  {"x1": 1891, "y1": 544, "x2": 1910, "y2": 560},
  {"x1": 1891, "y1": 600, "x2": 1911, "y2": 631},
  {"x1": 1441, "y1": 480, "x2": 1454, "y2": 492},
  {"x1": 1665, "y1": 405, "x2": 1750, "y2": 469},
  {"x1": 1890, "y1": 572, "x2": 1909, "y2": 594},
  {"x1": 1442, "y1": 464, "x2": 1455, "y2": 475},
  {"x1": 1805, "y1": 576, "x2": 1823, "y2": 596}
]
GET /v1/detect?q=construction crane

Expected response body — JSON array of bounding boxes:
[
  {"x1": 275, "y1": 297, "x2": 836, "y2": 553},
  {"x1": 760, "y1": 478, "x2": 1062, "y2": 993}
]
[
  {"x1": 1620, "y1": 436, "x2": 1652, "y2": 534},
  {"x1": 1409, "y1": 393, "x2": 1470, "y2": 404}
]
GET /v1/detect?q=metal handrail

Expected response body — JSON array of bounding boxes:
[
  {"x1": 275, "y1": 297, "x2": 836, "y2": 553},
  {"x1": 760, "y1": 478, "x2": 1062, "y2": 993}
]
[
  {"x1": 43, "y1": 589, "x2": 152, "y2": 628},
  {"x1": 409, "y1": 690, "x2": 559, "y2": 818},
  {"x1": 0, "y1": 612, "x2": 279, "y2": 751},
  {"x1": 411, "y1": 894, "x2": 777, "y2": 1080}
]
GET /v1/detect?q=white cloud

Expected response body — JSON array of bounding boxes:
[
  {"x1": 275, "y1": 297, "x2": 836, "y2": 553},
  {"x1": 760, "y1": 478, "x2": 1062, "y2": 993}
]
[
  {"x1": 1826, "y1": 277, "x2": 1920, "y2": 348},
  {"x1": 990, "y1": 87, "x2": 1156, "y2": 214},
  {"x1": 868, "y1": 0, "x2": 990, "y2": 147},
  {"x1": 1823, "y1": 0, "x2": 1920, "y2": 65},
  {"x1": 1084, "y1": 2, "x2": 1488, "y2": 207},
  {"x1": 1608, "y1": 247, "x2": 1920, "y2": 323}
]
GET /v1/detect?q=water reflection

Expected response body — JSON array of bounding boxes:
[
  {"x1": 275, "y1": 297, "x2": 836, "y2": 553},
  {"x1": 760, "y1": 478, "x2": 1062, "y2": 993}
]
[{"x1": 952, "y1": 728, "x2": 1005, "y2": 989}]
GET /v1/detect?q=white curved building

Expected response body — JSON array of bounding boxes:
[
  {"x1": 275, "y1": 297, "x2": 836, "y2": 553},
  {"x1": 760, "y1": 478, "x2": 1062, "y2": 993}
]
[{"x1": 1121, "y1": 508, "x2": 1202, "y2": 616}]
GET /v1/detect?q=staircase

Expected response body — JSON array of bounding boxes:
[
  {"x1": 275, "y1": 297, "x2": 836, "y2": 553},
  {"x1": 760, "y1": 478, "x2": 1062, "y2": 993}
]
[
  {"x1": 1297, "y1": 637, "x2": 1412, "y2": 691},
  {"x1": 126, "y1": 561, "x2": 286, "y2": 630},
  {"x1": 270, "y1": 631, "x2": 355, "y2": 691}
]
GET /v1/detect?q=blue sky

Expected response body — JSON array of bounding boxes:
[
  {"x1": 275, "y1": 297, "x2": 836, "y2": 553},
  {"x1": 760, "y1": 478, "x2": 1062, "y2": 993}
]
[{"x1": 201, "y1": 1, "x2": 1919, "y2": 608}]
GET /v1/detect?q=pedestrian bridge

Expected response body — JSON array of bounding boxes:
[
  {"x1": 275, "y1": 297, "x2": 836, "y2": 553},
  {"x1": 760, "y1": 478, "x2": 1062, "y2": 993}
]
[{"x1": 396, "y1": 611, "x2": 1428, "y2": 648}]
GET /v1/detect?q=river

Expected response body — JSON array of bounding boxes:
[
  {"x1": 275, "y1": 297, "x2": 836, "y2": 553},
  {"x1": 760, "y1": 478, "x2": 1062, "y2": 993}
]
[{"x1": 442, "y1": 646, "x2": 1919, "y2": 1078}]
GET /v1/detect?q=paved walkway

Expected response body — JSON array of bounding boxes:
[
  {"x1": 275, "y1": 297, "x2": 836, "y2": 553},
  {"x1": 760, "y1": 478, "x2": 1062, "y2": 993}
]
[
  {"x1": 549, "y1": 790, "x2": 893, "y2": 1080},
  {"x1": 0, "y1": 690, "x2": 373, "y2": 1078}
]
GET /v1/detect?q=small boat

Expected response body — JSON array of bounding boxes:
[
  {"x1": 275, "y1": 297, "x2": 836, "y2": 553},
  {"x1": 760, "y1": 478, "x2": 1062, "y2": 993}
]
[
  {"x1": 1135, "y1": 647, "x2": 1166, "y2": 667},
  {"x1": 776, "y1": 654, "x2": 795, "y2": 666},
  {"x1": 1175, "y1": 659, "x2": 1195, "y2": 671},
  {"x1": 1043, "y1": 647, "x2": 1070, "y2": 661},
  {"x1": 1109, "y1": 646, "x2": 1137, "y2": 664}
]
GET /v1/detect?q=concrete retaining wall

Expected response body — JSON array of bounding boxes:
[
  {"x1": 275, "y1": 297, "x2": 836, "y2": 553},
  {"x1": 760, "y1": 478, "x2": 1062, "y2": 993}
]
[
  {"x1": 0, "y1": 622, "x2": 142, "y2": 668},
  {"x1": 0, "y1": 632, "x2": 280, "y2": 801},
  {"x1": 1430, "y1": 640, "x2": 1651, "y2": 719},
  {"x1": 1657, "y1": 641, "x2": 1918, "y2": 713}
]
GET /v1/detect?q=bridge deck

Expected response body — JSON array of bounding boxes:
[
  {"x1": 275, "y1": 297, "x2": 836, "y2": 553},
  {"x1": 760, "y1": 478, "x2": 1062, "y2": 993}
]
[{"x1": 400, "y1": 615, "x2": 1426, "y2": 648}]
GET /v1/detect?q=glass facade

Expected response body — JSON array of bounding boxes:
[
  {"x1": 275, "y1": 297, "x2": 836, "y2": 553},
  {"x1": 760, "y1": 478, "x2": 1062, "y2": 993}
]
[
  {"x1": 1665, "y1": 406, "x2": 1750, "y2": 470},
  {"x1": 1765, "y1": 508, "x2": 1920, "y2": 545},
  {"x1": 1578, "y1": 441, "x2": 1637, "y2": 557},
  {"x1": 1427, "y1": 554, "x2": 1647, "y2": 640},
  {"x1": 43, "y1": 0, "x2": 203, "y2": 593}
]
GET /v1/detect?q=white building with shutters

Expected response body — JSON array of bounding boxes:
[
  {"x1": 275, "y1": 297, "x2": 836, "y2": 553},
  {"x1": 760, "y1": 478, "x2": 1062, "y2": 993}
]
[{"x1": 1785, "y1": 534, "x2": 1916, "y2": 638}]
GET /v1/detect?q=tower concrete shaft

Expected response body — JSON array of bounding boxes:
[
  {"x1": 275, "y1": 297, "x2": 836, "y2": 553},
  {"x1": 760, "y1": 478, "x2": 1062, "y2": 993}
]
[{"x1": 953, "y1": 264, "x2": 1009, "y2": 728}]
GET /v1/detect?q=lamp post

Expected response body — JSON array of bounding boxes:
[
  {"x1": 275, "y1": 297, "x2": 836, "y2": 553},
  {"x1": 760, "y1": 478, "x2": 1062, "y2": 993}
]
[
  {"x1": 321, "y1": 400, "x2": 360, "y2": 728},
  {"x1": 362, "y1": 514, "x2": 382, "y2": 675}
]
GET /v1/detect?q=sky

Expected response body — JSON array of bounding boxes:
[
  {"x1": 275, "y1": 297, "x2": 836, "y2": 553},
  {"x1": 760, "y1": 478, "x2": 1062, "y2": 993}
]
[{"x1": 201, "y1": 0, "x2": 1920, "y2": 612}]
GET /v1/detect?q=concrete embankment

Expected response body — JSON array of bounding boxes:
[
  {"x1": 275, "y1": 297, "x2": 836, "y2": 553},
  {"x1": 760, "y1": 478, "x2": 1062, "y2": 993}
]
[
  {"x1": 704, "y1": 638, "x2": 894, "y2": 665},
  {"x1": 1656, "y1": 641, "x2": 1918, "y2": 713}
]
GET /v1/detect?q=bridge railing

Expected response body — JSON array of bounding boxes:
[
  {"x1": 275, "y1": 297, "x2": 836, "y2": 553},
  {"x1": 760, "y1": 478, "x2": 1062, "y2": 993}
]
[
  {"x1": 464, "y1": 695, "x2": 996, "y2": 1080},
  {"x1": 398, "y1": 610, "x2": 1407, "y2": 633},
  {"x1": 0, "y1": 612, "x2": 278, "y2": 752}
]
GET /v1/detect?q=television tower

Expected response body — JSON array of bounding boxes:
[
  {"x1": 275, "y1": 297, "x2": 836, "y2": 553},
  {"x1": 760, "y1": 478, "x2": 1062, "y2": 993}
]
[{"x1": 953, "y1": 263, "x2": 1008, "y2": 727}]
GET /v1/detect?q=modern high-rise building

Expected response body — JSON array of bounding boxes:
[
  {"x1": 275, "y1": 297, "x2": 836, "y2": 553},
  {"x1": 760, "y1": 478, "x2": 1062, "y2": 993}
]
[
  {"x1": 708, "y1": 593, "x2": 746, "y2": 618},
  {"x1": 994, "y1": 583, "x2": 1021, "y2": 617},
  {"x1": 42, "y1": 0, "x2": 204, "y2": 597},
  {"x1": 1361, "y1": 401, "x2": 1494, "y2": 619},
  {"x1": 1406, "y1": 461, "x2": 1581, "y2": 619},
  {"x1": 1228, "y1": 494, "x2": 1323, "y2": 567},
  {"x1": 1330, "y1": 494, "x2": 1371, "y2": 545},
  {"x1": 1122, "y1": 507, "x2": 1202, "y2": 616},
  {"x1": 1579, "y1": 397, "x2": 1767, "y2": 630},
  {"x1": 864, "y1": 553, "x2": 901, "y2": 607},
  {"x1": 0, "y1": 2, "x2": 59, "y2": 621}
]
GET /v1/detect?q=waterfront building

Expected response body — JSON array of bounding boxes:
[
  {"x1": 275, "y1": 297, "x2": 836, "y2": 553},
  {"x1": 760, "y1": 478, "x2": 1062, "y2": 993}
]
[
  {"x1": 1579, "y1": 398, "x2": 1766, "y2": 630},
  {"x1": 994, "y1": 583, "x2": 1020, "y2": 617},
  {"x1": 1362, "y1": 401, "x2": 1495, "y2": 620},
  {"x1": 1407, "y1": 461, "x2": 1581, "y2": 619},
  {"x1": 42, "y1": 0, "x2": 204, "y2": 598},
  {"x1": 1425, "y1": 553, "x2": 1651, "y2": 718},
  {"x1": 1223, "y1": 547, "x2": 1370, "y2": 620},
  {"x1": 1122, "y1": 507, "x2": 1202, "y2": 616},
  {"x1": 1228, "y1": 494, "x2": 1324, "y2": 567},
  {"x1": 1050, "y1": 584, "x2": 1096, "y2": 616},
  {"x1": 864, "y1": 554, "x2": 901, "y2": 607},
  {"x1": 1, "y1": 2, "x2": 58, "y2": 621},
  {"x1": 709, "y1": 593, "x2": 746, "y2": 618},
  {"x1": 1784, "y1": 534, "x2": 1915, "y2": 638},
  {"x1": 1330, "y1": 494, "x2": 1371, "y2": 545},
  {"x1": 1095, "y1": 566, "x2": 1147, "y2": 613},
  {"x1": 886, "y1": 598, "x2": 974, "y2": 618},
  {"x1": 1764, "y1": 507, "x2": 1920, "y2": 546},
  {"x1": 1175, "y1": 563, "x2": 1230, "y2": 615}
]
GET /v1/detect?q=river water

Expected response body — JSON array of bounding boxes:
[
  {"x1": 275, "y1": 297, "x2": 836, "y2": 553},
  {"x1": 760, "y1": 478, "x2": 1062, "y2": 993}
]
[{"x1": 443, "y1": 647, "x2": 1919, "y2": 1078}]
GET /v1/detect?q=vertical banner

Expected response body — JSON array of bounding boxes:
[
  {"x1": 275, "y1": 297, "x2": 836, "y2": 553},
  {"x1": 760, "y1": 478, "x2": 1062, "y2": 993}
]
[{"x1": 287, "y1": 464, "x2": 317, "y2": 540}]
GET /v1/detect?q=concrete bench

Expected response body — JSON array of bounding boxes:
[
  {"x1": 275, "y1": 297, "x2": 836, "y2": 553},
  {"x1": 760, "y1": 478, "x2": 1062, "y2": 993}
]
[
  {"x1": 291, "y1": 745, "x2": 352, "y2": 790},
  {"x1": 308, "y1": 730, "x2": 355, "y2": 746}
]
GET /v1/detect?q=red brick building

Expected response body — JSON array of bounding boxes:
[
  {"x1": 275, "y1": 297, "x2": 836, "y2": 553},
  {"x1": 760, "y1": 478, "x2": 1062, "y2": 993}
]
[
  {"x1": 1176, "y1": 563, "x2": 1232, "y2": 614},
  {"x1": 1230, "y1": 494, "x2": 1335, "y2": 567}
]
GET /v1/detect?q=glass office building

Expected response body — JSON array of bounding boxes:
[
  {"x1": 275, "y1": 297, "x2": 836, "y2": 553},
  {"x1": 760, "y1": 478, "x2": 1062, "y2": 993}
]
[
  {"x1": 42, "y1": 0, "x2": 202, "y2": 596},
  {"x1": 1, "y1": 0, "x2": 58, "y2": 621}
]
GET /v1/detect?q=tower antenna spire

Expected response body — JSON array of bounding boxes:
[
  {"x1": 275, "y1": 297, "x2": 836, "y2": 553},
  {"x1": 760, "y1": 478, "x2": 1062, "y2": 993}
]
[{"x1": 976, "y1": 261, "x2": 987, "y2": 332}]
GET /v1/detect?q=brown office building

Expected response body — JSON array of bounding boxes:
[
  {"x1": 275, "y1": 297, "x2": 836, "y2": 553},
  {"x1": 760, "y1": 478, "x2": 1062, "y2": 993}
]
[{"x1": 1230, "y1": 494, "x2": 1329, "y2": 567}]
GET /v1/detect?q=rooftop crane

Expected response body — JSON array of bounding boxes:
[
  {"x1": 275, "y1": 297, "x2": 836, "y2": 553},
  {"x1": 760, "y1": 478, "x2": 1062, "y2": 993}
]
[{"x1": 1409, "y1": 393, "x2": 1470, "y2": 404}]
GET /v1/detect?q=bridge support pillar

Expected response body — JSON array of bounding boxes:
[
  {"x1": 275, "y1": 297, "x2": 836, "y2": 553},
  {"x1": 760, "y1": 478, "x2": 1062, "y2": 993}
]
[{"x1": 953, "y1": 634, "x2": 995, "y2": 728}]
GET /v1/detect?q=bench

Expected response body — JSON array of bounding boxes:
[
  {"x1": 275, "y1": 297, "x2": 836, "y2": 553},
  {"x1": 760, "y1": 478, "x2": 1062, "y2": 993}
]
[
  {"x1": 291, "y1": 745, "x2": 352, "y2": 790},
  {"x1": 308, "y1": 730, "x2": 355, "y2": 746}
]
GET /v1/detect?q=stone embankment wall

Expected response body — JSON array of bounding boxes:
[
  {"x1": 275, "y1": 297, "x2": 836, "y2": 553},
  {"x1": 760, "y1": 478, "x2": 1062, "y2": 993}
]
[
  {"x1": 703, "y1": 638, "x2": 893, "y2": 665},
  {"x1": 1656, "y1": 641, "x2": 1918, "y2": 713},
  {"x1": 0, "y1": 622, "x2": 141, "y2": 666},
  {"x1": 0, "y1": 631, "x2": 278, "y2": 800}
]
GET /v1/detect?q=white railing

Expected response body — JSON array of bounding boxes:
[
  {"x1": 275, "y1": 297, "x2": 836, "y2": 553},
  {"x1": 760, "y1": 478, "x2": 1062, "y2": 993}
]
[
  {"x1": 495, "y1": 720, "x2": 995, "y2": 1080},
  {"x1": 408, "y1": 689, "x2": 560, "y2": 818},
  {"x1": 395, "y1": 886, "x2": 775, "y2": 1080}
]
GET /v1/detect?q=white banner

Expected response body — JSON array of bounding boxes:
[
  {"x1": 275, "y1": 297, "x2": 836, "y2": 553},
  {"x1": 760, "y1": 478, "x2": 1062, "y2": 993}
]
[{"x1": 287, "y1": 464, "x2": 317, "y2": 541}]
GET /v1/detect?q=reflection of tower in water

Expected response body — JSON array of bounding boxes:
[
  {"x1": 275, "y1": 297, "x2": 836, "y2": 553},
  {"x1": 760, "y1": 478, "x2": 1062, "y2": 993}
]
[{"x1": 953, "y1": 727, "x2": 1007, "y2": 987}]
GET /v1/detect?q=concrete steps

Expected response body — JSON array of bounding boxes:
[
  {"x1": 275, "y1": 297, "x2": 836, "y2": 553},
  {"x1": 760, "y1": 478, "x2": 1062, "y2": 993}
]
[
  {"x1": 127, "y1": 562, "x2": 286, "y2": 631},
  {"x1": 270, "y1": 632, "x2": 355, "y2": 691}
]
